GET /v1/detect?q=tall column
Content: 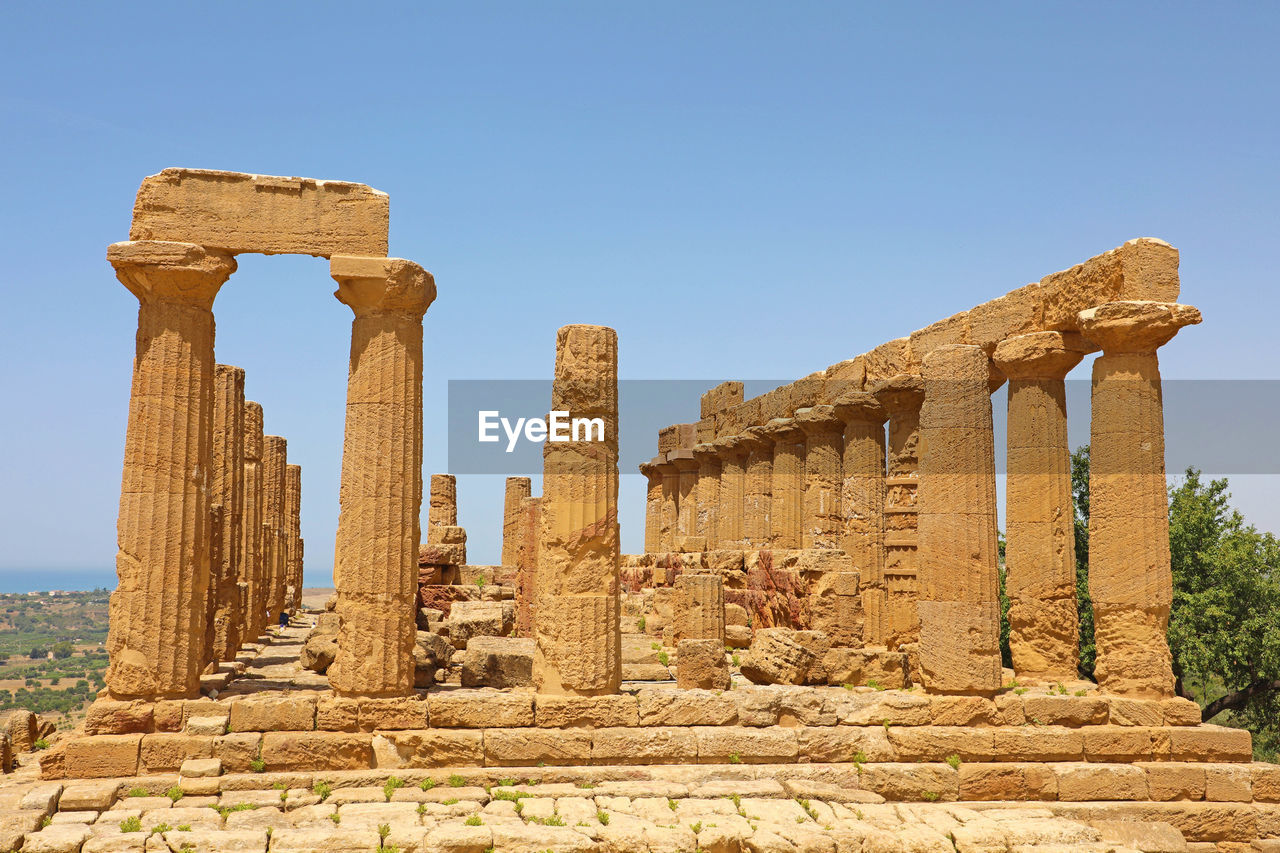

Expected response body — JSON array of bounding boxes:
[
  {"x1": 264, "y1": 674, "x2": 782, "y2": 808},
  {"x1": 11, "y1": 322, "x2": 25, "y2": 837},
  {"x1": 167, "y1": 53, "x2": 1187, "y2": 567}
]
[
  {"x1": 870, "y1": 375, "x2": 924, "y2": 648},
  {"x1": 993, "y1": 331, "x2": 1086, "y2": 680},
  {"x1": 795, "y1": 406, "x2": 845, "y2": 550},
  {"x1": 501, "y1": 476, "x2": 533, "y2": 566},
  {"x1": 329, "y1": 256, "x2": 435, "y2": 697},
  {"x1": 656, "y1": 457, "x2": 679, "y2": 552},
  {"x1": 105, "y1": 240, "x2": 236, "y2": 699},
  {"x1": 916, "y1": 345, "x2": 1002, "y2": 695},
  {"x1": 205, "y1": 364, "x2": 245, "y2": 666},
  {"x1": 262, "y1": 435, "x2": 288, "y2": 626},
  {"x1": 670, "y1": 449, "x2": 699, "y2": 541},
  {"x1": 831, "y1": 392, "x2": 888, "y2": 643},
  {"x1": 673, "y1": 574, "x2": 725, "y2": 643},
  {"x1": 692, "y1": 443, "x2": 722, "y2": 549},
  {"x1": 285, "y1": 463, "x2": 302, "y2": 614},
  {"x1": 515, "y1": 495, "x2": 542, "y2": 638},
  {"x1": 1080, "y1": 301, "x2": 1200, "y2": 697},
  {"x1": 638, "y1": 461, "x2": 663, "y2": 554},
  {"x1": 241, "y1": 401, "x2": 265, "y2": 640},
  {"x1": 764, "y1": 418, "x2": 805, "y2": 549},
  {"x1": 533, "y1": 324, "x2": 621, "y2": 695},
  {"x1": 739, "y1": 427, "x2": 774, "y2": 548},
  {"x1": 712, "y1": 436, "x2": 749, "y2": 549},
  {"x1": 428, "y1": 474, "x2": 457, "y2": 532}
]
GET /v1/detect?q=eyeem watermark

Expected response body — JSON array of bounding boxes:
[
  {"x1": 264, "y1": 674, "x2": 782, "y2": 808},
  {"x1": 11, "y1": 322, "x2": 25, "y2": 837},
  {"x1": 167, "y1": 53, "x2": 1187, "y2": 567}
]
[{"x1": 478, "y1": 410, "x2": 606, "y2": 452}]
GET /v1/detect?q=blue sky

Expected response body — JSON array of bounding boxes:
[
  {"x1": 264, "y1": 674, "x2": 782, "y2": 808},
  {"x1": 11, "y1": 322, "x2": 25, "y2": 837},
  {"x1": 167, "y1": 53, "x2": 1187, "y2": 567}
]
[{"x1": 1, "y1": 3, "x2": 1278, "y2": 591}]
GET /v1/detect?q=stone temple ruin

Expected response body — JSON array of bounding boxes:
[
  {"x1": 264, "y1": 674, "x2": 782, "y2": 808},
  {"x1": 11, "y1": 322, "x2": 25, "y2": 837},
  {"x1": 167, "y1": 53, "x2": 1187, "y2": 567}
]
[{"x1": 4, "y1": 168, "x2": 1280, "y2": 852}]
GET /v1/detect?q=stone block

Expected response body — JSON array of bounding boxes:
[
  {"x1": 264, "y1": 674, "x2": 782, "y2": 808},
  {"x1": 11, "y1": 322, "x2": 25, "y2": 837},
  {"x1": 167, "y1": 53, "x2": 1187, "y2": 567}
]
[
  {"x1": 693, "y1": 725, "x2": 799, "y2": 763},
  {"x1": 1109, "y1": 697, "x2": 1165, "y2": 727},
  {"x1": 64, "y1": 734, "x2": 140, "y2": 778},
  {"x1": 591, "y1": 727, "x2": 698, "y2": 765},
  {"x1": 534, "y1": 695, "x2": 639, "y2": 728},
  {"x1": 229, "y1": 695, "x2": 315, "y2": 732},
  {"x1": 483, "y1": 728, "x2": 592, "y2": 766},
  {"x1": 835, "y1": 690, "x2": 932, "y2": 726},
  {"x1": 1055, "y1": 763, "x2": 1148, "y2": 801},
  {"x1": 429, "y1": 690, "x2": 534, "y2": 728},
  {"x1": 1022, "y1": 695, "x2": 1109, "y2": 726},
  {"x1": 58, "y1": 780, "x2": 121, "y2": 810},
  {"x1": 929, "y1": 695, "x2": 998, "y2": 726},
  {"x1": 83, "y1": 700, "x2": 154, "y2": 735},
  {"x1": 316, "y1": 696, "x2": 360, "y2": 732},
  {"x1": 1083, "y1": 726, "x2": 1157, "y2": 762},
  {"x1": 1169, "y1": 725, "x2": 1253, "y2": 762},
  {"x1": 260, "y1": 732, "x2": 372, "y2": 771},
  {"x1": 1140, "y1": 762, "x2": 1207, "y2": 801},
  {"x1": 888, "y1": 726, "x2": 995, "y2": 761},
  {"x1": 1205, "y1": 764, "x2": 1253, "y2": 802},
  {"x1": 213, "y1": 732, "x2": 261, "y2": 773},
  {"x1": 958, "y1": 763, "x2": 1058, "y2": 801},
  {"x1": 460, "y1": 636, "x2": 533, "y2": 688},
  {"x1": 676, "y1": 638, "x2": 731, "y2": 690},
  {"x1": 186, "y1": 716, "x2": 228, "y2": 736},
  {"x1": 796, "y1": 725, "x2": 895, "y2": 763},
  {"x1": 857, "y1": 762, "x2": 959, "y2": 802},
  {"x1": 139, "y1": 733, "x2": 213, "y2": 772},
  {"x1": 636, "y1": 688, "x2": 737, "y2": 726},
  {"x1": 992, "y1": 726, "x2": 1084, "y2": 761},
  {"x1": 1254, "y1": 764, "x2": 1280, "y2": 803},
  {"x1": 371, "y1": 730, "x2": 483, "y2": 768},
  {"x1": 740, "y1": 628, "x2": 828, "y2": 685},
  {"x1": 357, "y1": 696, "x2": 429, "y2": 731},
  {"x1": 179, "y1": 758, "x2": 222, "y2": 778},
  {"x1": 821, "y1": 648, "x2": 908, "y2": 688}
]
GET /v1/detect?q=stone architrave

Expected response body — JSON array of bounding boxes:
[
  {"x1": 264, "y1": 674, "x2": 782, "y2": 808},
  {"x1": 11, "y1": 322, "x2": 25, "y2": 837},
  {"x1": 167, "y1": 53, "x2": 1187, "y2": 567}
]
[
  {"x1": 241, "y1": 401, "x2": 265, "y2": 639},
  {"x1": 262, "y1": 435, "x2": 288, "y2": 626},
  {"x1": 285, "y1": 463, "x2": 302, "y2": 613},
  {"x1": 868, "y1": 375, "x2": 924, "y2": 648},
  {"x1": 515, "y1": 495, "x2": 542, "y2": 638},
  {"x1": 655, "y1": 456, "x2": 679, "y2": 553},
  {"x1": 532, "y1": 325, "x2": 622, "y2": 696},
  {"x1": 638, "y1": 460, "x2": 663, "y2": 554},
  {"x1": 712, "y1": 435, "x2": 750, "y2": 549},
  {"x1": 1079, "y1": 301, "x2": 1201, "y2": 698},
  {"x1": 328, "y1": 255, "x2": 436, "y2": 697},
  {"x1": 669, "y1": 448, "x2": 699, "y2": 539},
  {"x1": 993, "y1": 331, "x2": 1087, "y2": 680},
  {"x1": 501, "y1": 477, "x2": 533, "y2": 567},
  {"x1": 763, "y1": 418, "x2": 805, "y2": 549},
  {"x1": 831, "y1": 392, "x2": 888, "y2": 645},
  {"x1": 673, "y1": 574, "x2": 726, "y2": 643},
  {"x1": 105, "y1": 240, "x2": 236, "y2": 699},
  {"x1": 916, "y1": 345, "x2": 1002, "y2": 695},
  {"x1": 691, "y1": 443, "x2": 722, "y2": 549},
  {"x1": 739, "y1": 427, "x2": 774, "y2": 548},
  {"x1": 795, "y1": 405, "x2": 845, "y2": 550},
  {"x1": 205, "y1": 364, "x2": 245, "y2": 666}
]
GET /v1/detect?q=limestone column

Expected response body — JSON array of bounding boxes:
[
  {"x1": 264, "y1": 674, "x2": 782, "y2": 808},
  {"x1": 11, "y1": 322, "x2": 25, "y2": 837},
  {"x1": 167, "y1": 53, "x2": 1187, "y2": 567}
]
[
  {"x1": 739, "y1": 427, "x2": 774, "y2": 548},
  {"x1": 691, "y1": 443, "x2": 722, "y2": 549},
  {"x1": 533, "y1": 324, "x2": 621, "y2": 695},
  {"x1": 673, "y1": 574, "x2": 725, "y2": 643},
  {"x1": 993, "y1": 331, "x2": 1087, "y2": 680},
  {"x1": 670, "y1": 449, "x2": 699, "y2": 542},
  {"x1": 1079, "y1": 301, "x2": 1201, "y2": 697},
  {"x1": 763, "y1": 418, "x2": 805, "y2": 549},
  {"x1": 241, "y1": 401, "x2": 265, "y2": 640},
  {"x1": 638, "y1": 460, "x2": 663, "y2": 554},
  {"x1": 205, "y1": 364, "x2": 245, "y2": 666},
  {"x1": 870, "y1": 375, "x2": 924, "y2": 648},
  {"x1": 105, "y1": 240, "x2": 236, "y2": 699},
  {"x1": 501, "y1": 477, "x2": 533, "y2": 566},
  {"x1": 916, "y1": 345, "x2": 1002, "y2": 695},
  {"x1": 329, "y1": 256, "x2": 435, "y2": 698},
  {"x1": 285, "y1": 463, "x2": 302, "y2": 614},
  {"x1": 712, "y1": 436, "x2": 749, "y2": 549},
  {"x1": 428, "y1": 474, "x2": 457, "y2": 533},
  {"x1": 795, "y1": 406, "x2": 845, "y2": 550},
  {"x1": 515, "y1": 495, "x2": 542, "y2": 638},
  {"x1": 831, "y1": 392, "x2": 888, "y2": 642},
  {"x1": 262, "y1": 435, "x2": 287, "y2": 626},
  {"x1": 655, "y1": 457, "x2": 680, "y2": 552}
]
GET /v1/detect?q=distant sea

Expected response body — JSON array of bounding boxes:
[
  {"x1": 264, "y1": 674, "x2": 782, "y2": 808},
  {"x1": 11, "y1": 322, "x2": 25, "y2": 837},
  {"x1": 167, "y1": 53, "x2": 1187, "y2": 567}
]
[{"x1": 0, "y1": 570, "x2": 117, "y2": 594}]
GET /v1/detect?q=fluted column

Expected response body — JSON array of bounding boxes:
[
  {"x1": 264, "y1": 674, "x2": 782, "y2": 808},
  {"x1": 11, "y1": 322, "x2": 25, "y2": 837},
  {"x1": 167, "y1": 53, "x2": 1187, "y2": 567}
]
[
  {"x1": 241, "y1": 401, "x2": 265, "y2": 639},
  {"x1": 639, "y1": 461, "x2": 663, "y2": 554},
  {"x1": 105, "y1": 240, "x2": 236, "y2": 699},
  {"x1": 262, "y1": 435, "x2": 287, "y2": 626},
  {"x1": 692, "y1": 443, "x2": 722, "y2": 548},
  {"x1": 917, "y1": 345, "x2": 1002, "y2": 695},
  {"x1": 329, "y1": 256, "x2": 435, "y2": 697},
  {"x1": 656, "y1": 457, "x2": 679, "y2": 552},
  {"x1": 739, "y1": 427, "x2": 774, "y2": 548},
  {"x1": 670, "y1": 449, "x2": 699, "y2": 543},
  {"x1": 993, "y1": 332, "x2": 1086, "y2": 680},
  {"x1": 533, "y1": 324, "x2": 621, "y2": 695},
  {"x1": 1080, "y1": 301, "x2": 1201, "y2": 697},
  {"x1": 870, "y1": 375, "x2": 924, "y2": 649},
  {"x1": 515, "y1": 495, "x2": 542, "y2": 638},
  {"x1": 285, "y1": 463, "x2": 302, "y2": 614},
  {"x1": 763, "y1": 418, "x2": 805, "y2": 549},
  {"x1": 501, "y1": 476, "x2": 533, "y2": 567},
  {"x1": 205, "y1": 364, "x2": 245, "y2": 666},
  {"x1": 830, "y1": 392, "x2": 888, "y2": 643},
  {"x1": 795, "y1": 406, "x2": 845, "y2": 550},
  {"x1": 712, "y1": 436, "x2": 749, "y2": 548}
]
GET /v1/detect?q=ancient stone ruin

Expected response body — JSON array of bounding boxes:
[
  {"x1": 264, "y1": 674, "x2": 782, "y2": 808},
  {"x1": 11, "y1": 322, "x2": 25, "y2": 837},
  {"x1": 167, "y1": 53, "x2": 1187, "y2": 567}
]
[{"x1": 5, "y1": 168, "x2": 1279, "y2": 852}]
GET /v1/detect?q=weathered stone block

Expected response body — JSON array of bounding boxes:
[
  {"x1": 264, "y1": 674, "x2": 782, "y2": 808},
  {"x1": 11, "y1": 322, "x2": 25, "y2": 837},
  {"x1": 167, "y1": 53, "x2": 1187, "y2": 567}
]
[
  {"x1": 371, "y1": 730, "x2": 483, "y2": 768},
  {"x1": 260, "y1": 732, "x2": 372, "y2": 771},
  {"x1": 64, "y1": 734, "x2": 140, "y2": 778},
  {"x1": 229, "y1": 695, "x2": 316, "y2": 732},
  {"x1": 460, "y1": 636, "x2": 533, "y2": 688},
  {"x1": 693, "y1": 725, "x2": 799, "y2": 763},
  {"x1": 483, "y1": 728, "x2": 592, "y2": 766},
  {"x1": 534, "y1": 695, "x2": 639, "y2": 728},
  {"x1": 139, "y1": 733, "x2": 214, "y2": 772},
  {"x1": 429, "y1": 690, "x2": 534, "y2": 728},
  {"x1": 1055, "y1": 763, "x2": 1149, "y2": 801},
  {"x1": 676, "y1": 639, "x2": 730, "y2": 690},
  {"x1": 591, "y1": 727, "x2": 697, "y2": 765},
  {"x1": 636, "y1": 688, "x2": 737, "y2": 726},
  {"x1": 958, "y1": 763, "x2": 1058, "y2": 801}
]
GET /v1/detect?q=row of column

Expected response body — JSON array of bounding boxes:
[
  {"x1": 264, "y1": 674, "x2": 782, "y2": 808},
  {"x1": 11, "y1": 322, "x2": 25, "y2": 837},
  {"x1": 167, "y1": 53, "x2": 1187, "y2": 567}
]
[
  {"x1": 640, "y1": 301, "x2": 1198, "y2": 697},
  {"x1": 105, "y1": 241, "x2": 429, "y2": 700}
]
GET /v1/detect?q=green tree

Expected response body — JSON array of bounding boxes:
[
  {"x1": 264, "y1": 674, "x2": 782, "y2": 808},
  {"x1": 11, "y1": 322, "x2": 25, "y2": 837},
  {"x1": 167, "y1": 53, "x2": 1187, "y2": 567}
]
[
  {"x1": 28, "y1": 646, "x2": 47, "y2": 660},
  {"x1": 1070, "y1": 445, "x2": 1095, "y2": 678},
  {"x1": 52, "y1": 642, "x2": 73, "y2": 660}
]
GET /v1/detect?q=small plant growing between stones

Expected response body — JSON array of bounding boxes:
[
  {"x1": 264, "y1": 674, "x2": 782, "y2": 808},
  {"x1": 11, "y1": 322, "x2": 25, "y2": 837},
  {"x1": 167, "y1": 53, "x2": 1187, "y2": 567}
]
[
  {"x1": 448, "y1": 774, "x2": 466, "y2": 787},
  {"x1": 34, "y1": 738, "x2": 48, "y2": 750},
  {"x1": 127, "y1": 787, "x2": 148, "y2": 798},
  {"x1": 475, "y1": 575, "x2": 486, "y2": 590},
  {"x1": 577, "y1": 781, "x2": 595, "y2": 789},
  {"x1": 119, "y1": 815, "x2": 142, "y2": 833},
  {"x1": 728, "y1": 752, "x2": 741, "y2": 764},
  {"x1": 867, "y1": 679, "x2": 882, "y2": 690},
  {"x1": 271, "y1": 781, "x2": 286, "y2": 791},
  {"x1": 39, "y1": 816, "x2": 51, "y2": 828},
  {"x1": 166, "y1": 786, "x2": 184, "y2": 803},
  {"x1": 151, "y1": 823, "x2": 173, "y2": 836},
  {"x1": 1013, "y1": 687, "x2": 1028, "y2": 696},
  {"x1": 279, "y1": 789, "x2": 288, "y2": 803},
  {"x1": 329, "y1": 813, "x2": 341, "y2": 825},
  {"x1": 384, "y1": 776, "x2": 405, "y2": 801},
  {"x1": 442, "y1": 798, "x2": 460, "y2": 806},
  {"x1": 1074, "y1": 689, "x2": 1087, "y2": 697},
  {"x1": 420, "y1": 777, "x2": 437, "y2": 791},
  {"x1": 596, "y1": 809, "x2": 610, "y2": 825},
  {"x1": 658, "y1": 650, "x2": 670, "y2": 667},
  {"x1": 417, "y1": 802, "x2": 429, "y2": 817},
  {"x1": 250, "y1": 758, "x2": 266, "y2": 773},
  {"x1": 177, "y1": 825, "x2": 191, "y2": 832},
  {"x1": 945, "y1": 754, "x2": 962, "y2": 770},
  {"x1": 852, "y1": 750, "x2": 867, "y2": 767},
  {"x1": 882, "y1": 719, "x2": 892, "y2": 731},
  {"x1": 690, "y1": 821, "x2": 702, "y2": 834},
  {"x1": 920, "y1": 791, "x2": 939, "y2": 802},
  {"x1": 497, "y1": 777, "x2": 517, "y2": 787},
  {"x1": 731, "y1": 654, "x2": 741, "y2": 667},
  {"x1": 637, "y1": 616, "x2": 646, "y2": 632},
  {"x1": 313, "y1": 781, "x2": 332, "y2": 801},
  {"x1": 796, "y1": 798, "x2": 819, "y2": 821},
  {"x1": 464, "y1": 815, "x2": 482, "y2": 827},
  {"x1": 651, "y1": 642, "x2": 662, "y2": 651},
  {"x1": 667, "y1": 797, "x2": 678, "y2": 811},
  {"x1": 378, "y1": 823, "x2": 391, "y2": 841}
]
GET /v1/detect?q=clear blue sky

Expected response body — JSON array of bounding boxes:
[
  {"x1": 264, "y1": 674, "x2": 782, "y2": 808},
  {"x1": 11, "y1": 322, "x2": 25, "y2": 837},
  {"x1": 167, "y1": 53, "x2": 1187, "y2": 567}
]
[{"x1": 2, "y1": 3, "x2": 1278, "y2": 591}]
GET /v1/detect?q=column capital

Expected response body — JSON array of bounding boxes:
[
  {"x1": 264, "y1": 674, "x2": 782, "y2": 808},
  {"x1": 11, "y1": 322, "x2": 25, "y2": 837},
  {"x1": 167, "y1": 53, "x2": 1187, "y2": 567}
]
[
  {"x1": 869, "y1": 373, "x2": 925, "y2": 416},
  {"x1": 794, "y1": 404, "x2": 845, "y2": 436},
  {"x1": 832, "y1": 391, "x2": 888, "y2": 426},
  {"x1": 330, "y1": 255, "x2": 436, "y2": 318},
  {"x1": 691, "y1": 442, "x2": 721, "y2": 465},
  {"x1": 1078, "y1": 301, "x2": 1201, "y2": 354},
  {"x1": 711, "y1": 434, "x2": 750, "y2": 461},
  {"x1": 738, "y1": 425, "x2": 774, "y2": 454},
  {"x1": 108, "y1": 240, "x2": 236, "y2": 308},
  {"x1": 761, "y1": 416, "x2": 804, "y2": 446},
  {"x1": 993, "y1": 331, "x2": 1088, "y2": 380},
  {"x1": 637, "y1": 458, "x2": 662, "y2": 478},
  {"x1": 668, "y1": 448, "x2": 698, "y2": 471}
]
